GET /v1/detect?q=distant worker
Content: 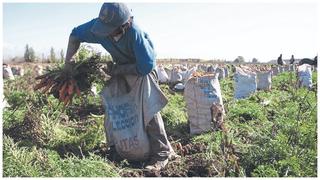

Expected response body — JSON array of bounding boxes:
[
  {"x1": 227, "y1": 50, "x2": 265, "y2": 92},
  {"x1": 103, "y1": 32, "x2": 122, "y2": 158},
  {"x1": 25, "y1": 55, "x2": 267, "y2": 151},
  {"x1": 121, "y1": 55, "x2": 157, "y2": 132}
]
[
  {"x1": 290, "y1": 55, "x2": 295, "y2": 64},
  {"x1": 277, "y1": 54, "x2": 284, "y2": 65}
]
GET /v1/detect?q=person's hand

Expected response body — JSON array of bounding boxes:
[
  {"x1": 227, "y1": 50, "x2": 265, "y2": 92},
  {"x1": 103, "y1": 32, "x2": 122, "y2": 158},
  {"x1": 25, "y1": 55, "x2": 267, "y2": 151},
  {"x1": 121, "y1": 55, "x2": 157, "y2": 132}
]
[{"x1": 63, "y1": 61, "x2": 75, "y2": 76}]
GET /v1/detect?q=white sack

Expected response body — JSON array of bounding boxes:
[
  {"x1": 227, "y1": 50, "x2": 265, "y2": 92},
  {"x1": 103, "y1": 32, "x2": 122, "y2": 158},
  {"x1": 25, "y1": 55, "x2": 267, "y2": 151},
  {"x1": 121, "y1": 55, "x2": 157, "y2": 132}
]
[
  {"x1": 257, "y1": 71, "x2": 272, "y2": 90},
  {"x1": 3, "y1": 66, "x2": 14, "y2": 80},
  {"x1": 184, "y1": 73, "x2": 224, "y2": 135},
  {"x1": 101, "y1": 74, "x2": 168, "y2": 161},
  {"x1": 156, "y1": 66, "x2": 169, "y2": 83},
  {"x1": 234, "y1": 67, "x2": 257, "y2": 99},
  {"x1": 297, "y1": 64, "x2": 313, "y2": 89}
]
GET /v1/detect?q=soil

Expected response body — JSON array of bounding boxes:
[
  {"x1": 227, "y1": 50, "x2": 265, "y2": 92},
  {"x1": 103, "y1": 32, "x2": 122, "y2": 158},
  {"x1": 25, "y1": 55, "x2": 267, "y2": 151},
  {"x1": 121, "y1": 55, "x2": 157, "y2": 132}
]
[{"x1": 117, "y1": 142, "x2": 224, "y2": 177}]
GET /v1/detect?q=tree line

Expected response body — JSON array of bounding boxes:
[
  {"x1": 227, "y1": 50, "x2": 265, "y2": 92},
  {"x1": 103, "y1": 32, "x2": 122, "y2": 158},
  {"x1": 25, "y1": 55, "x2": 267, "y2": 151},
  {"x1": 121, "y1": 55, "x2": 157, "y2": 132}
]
[
  {"x1": 24, "y1": 44, "x2": 65, "y2": 63},
  {"x1": 23, "y1": 44, "x2": 112, "y2": 63}
]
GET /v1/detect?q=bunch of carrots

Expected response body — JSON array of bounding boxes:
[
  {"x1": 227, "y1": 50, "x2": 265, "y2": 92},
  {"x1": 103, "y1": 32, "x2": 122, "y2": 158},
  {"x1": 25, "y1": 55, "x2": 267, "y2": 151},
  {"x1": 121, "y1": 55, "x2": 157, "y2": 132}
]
[
  {"x1": 34, "y1": 56, "x2": 103, "y2": 106},
  {"x1": 34, "y1": 74, "x2": 81, "y2": 106}
]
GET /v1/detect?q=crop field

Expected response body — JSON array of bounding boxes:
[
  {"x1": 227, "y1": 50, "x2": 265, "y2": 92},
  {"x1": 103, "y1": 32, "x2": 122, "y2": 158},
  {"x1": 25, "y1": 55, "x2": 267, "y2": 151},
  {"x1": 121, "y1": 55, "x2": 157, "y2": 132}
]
[{"x1": 2, "y1": 61, "x2": 317, "y2": 177}]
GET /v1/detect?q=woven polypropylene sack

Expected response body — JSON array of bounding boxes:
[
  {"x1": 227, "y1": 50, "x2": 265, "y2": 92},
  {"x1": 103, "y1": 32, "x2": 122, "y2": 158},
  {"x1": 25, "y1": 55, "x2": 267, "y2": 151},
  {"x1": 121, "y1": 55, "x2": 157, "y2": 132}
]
[
  {"x1": 156, "y1": 66, "x2": 169, "y2": 83},
  {"x1": 234, "y1": 67, "x2": 257, "y2": 99},
  {"x1": 101, "y1": 75, "x2": 167, "y2": 161},
  {"x1": 297, "y1": 64, "x2": 313, "y2": 89},
  {"x1": 184, "y1": 74, "x2": 224, "y2": 135},
  {"x1": 257, "y1": 71, "x2": 272, "y2": 90}
]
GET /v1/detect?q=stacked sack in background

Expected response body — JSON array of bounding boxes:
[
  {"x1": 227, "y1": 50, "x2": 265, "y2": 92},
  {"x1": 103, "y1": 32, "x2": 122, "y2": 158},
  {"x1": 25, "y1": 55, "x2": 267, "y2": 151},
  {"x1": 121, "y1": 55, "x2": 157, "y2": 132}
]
[
  {"x1": 234, "y1": 66, "x2": 257, "y2": 99},
  {"x1": 297, "y1": 64, "x2": 313, "y2": 89}
]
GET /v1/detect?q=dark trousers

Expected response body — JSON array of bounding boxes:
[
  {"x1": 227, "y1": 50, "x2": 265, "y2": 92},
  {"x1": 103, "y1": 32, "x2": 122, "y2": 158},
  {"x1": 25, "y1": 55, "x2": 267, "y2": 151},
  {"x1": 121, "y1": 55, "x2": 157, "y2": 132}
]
[{"x1": 146, "y1": 112, "x2": 173, "y2": 160}]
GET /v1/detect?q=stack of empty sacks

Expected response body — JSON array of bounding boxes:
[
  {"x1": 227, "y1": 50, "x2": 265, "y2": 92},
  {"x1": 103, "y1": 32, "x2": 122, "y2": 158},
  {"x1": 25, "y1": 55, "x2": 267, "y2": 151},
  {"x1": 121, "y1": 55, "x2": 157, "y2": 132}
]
[
  {"x1": 184, "y1": 72, "x2": 224, "y2": 135},
  {"x1": 297, "y1": 64, "x2": 313, "y2": 89},
  {"x1": 234, "y1": 66, "x2": 257, "y2": 99}
]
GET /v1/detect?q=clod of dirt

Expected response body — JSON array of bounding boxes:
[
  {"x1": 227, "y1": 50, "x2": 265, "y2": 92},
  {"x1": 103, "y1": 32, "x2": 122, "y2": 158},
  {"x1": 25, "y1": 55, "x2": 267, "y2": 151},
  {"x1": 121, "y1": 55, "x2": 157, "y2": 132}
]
[
  {"x1": 160, "y1": 159, "x2": 188, "y2": 177},
  {"x1": 185, "y1": 154, "x2": 222, "y2": 177},
  {"x1": 174, "y1": 142, "x2": 208, "y2": 156}
]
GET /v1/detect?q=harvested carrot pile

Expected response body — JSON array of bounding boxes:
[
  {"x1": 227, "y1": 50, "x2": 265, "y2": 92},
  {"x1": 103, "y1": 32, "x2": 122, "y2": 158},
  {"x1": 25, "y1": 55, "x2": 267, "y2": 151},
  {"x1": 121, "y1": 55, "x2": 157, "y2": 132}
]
[{"x1": 34, "y1": 56, "x2": 103, "y2": 106}]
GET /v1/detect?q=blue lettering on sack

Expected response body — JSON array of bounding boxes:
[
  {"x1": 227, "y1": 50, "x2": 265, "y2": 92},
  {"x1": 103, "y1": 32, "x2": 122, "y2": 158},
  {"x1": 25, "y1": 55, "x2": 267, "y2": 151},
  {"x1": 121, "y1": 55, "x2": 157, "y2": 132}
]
[
  {"x1": 198, "y1": 78, "x2": 217, "y2": 99},
  {"x1": 115, "y1": 135, "x2": 139, "y2": 152},
  {"x1": 106, "y1": 102, "x2": 138, "y2": 131}
]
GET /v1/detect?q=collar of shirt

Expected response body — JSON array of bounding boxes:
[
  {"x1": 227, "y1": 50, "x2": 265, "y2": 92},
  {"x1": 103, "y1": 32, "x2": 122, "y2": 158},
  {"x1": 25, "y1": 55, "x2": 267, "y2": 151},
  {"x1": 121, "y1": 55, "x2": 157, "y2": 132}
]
[{"x1": 112, "y1": 33, "x2": 123, "y2": 42}]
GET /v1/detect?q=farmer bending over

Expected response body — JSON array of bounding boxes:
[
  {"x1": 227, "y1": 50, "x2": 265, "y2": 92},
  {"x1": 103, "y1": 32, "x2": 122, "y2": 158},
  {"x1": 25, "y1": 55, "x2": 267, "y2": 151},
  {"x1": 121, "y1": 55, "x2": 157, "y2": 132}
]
[{"x1": 64, "y1": 3, "x2": 178, "y2": 170}]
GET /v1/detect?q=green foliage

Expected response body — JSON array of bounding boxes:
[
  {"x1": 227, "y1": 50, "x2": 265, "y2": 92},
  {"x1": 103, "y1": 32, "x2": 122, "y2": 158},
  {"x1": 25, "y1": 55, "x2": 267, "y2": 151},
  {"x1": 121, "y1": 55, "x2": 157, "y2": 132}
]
[
  {"x1": 75, "y1": 44, "x2": 95, "y2": 61},
  {"x1": 3, "y1": 136, "x2": 119, "y2": 177},
  {"x1": 160, "y1": 84, "x2": 189, "y2": 138},
  {"x1": 251, "y1": 165, "x2": 279, "y2": 177},
  {"x1": 60, "y1": 49, "x2": 65, "y2": 62},
  {"x1": 50, "y1": 47, "x2": 56, "y2": 63},
  {"x1": 2, "y1": 63, "x2": 317, "y2": 177}
]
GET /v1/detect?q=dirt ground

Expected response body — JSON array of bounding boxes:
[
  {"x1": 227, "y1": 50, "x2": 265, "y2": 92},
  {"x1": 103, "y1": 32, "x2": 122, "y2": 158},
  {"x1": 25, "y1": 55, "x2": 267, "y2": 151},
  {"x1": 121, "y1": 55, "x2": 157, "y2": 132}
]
[{"x1": 100, "y1": 142, "x2": 224, "y2": 177}]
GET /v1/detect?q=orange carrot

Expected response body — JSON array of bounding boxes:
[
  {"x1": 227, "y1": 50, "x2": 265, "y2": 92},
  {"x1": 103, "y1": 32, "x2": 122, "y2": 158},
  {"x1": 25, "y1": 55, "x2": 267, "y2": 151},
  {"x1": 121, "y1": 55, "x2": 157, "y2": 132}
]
[
  {"x1": 67, "y1": 80, "x2": 74, "y2": 95},
  {"x1": 59, "y1": 82, "x2": 68, "y2": 101}
]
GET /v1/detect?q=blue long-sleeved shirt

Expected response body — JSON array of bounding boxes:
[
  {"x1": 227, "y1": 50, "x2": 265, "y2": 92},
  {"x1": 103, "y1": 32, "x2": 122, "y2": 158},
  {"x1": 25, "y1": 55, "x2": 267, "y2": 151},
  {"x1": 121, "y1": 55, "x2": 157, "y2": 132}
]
[{"x1": 70, "y1": 18, "x2": 156, "y2": 75}]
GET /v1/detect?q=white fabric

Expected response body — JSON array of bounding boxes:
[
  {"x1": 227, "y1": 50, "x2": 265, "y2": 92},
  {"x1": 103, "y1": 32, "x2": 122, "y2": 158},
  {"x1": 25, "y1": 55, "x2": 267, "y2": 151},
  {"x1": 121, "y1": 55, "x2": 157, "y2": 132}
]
[
  {"x1": 257, "y1": 71, "x2": 272, "y2": 90},
  {"x1": 3, "y1": 66, "x2": 14, "y2": 80},
  {"x1": 174, "y1": 83, "x2": 185, "y2": 90},
  {"x1": 234, "y1": 67, "x2": 257, "y2": 99},
  {"x1": 216, "y1": 67, "x2": 225, "y2": 80},
  {"x1": 184, "y1": 73, "x2": 224, "y2": 135},
  {"x1": 170, "y1": 69, "x2": 183, "y2": 83},
  {"x1": 297, "y1": 64, "x2": 313, "y2": 88},
  {"x1": 156, "y1": 66, "x2": 169, "y2": 83},
  {"x1": 100, "y1": 74, "x2": 168, "y2": 161},
  {"x1": 183, "y1": 66, "x2": 197, "y2": 83}
]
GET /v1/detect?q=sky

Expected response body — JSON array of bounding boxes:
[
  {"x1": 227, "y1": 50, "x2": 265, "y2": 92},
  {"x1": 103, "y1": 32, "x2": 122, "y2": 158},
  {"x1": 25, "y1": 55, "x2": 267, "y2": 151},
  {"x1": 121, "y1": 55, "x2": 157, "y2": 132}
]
[{"x1": 2, "y1": 1, "x2": 319, "y2": 62}]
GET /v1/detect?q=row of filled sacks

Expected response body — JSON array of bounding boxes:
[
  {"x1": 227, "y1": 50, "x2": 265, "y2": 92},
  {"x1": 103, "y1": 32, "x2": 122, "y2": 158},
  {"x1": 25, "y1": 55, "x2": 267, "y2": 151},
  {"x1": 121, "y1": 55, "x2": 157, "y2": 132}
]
[
  {"x1": 207, "y1": 64, "x2": 230, "y2": 80},
  {"x1": 271, "y1": 64, "x2": 296, "y2": 76},
  {"x1": 234, "y1": 67, "x2": 269, "y2": 99},
  {"x1": 272, "y1": 64, "x2": 314, "y2": 89},
  {"x1": 234, "y1": 64, "x2": 314, "y2": 99},
  {"x1": 155, "y1": 65, "x2": 196, "y2": 84},
  {"x1": 3, "y1": 64, "x2": 51, "y2": 80},
  {"x1": 3, "y1": 64, "x2": 25, "y2": 80},
  {"x1": 155, "y1": 64, "x2": 230, "y2": 85}
]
